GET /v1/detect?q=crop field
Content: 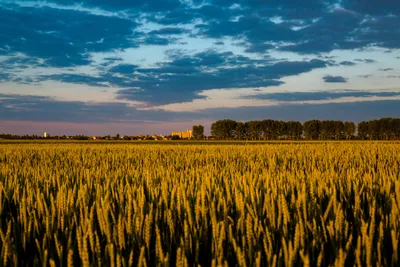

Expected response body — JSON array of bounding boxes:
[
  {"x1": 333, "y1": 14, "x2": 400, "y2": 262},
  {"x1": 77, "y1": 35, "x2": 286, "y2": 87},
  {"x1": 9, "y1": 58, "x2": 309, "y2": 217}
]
[{"x1": 0, "y1": 142, "x2": 399, "y2": 266}]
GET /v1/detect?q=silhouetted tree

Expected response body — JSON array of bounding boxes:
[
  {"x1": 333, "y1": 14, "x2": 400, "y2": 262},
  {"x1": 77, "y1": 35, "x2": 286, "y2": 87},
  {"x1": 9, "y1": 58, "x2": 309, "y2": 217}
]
[
  {"x1": 344, "y1": 121, "x2": 356, "y2": 140},
  {"x1": 171, "y1": 135, "x2": 180, "y2": 140},
  {"x1": 246, "y1": 120, "x2": 262, "y2": 140},
  {"x1": 321, "y1": 120, "x2": 335, "y2": 140},
  {"x1": 286, "y1": 121, "x2": 303, "y2": 140},
  {"x1": 261, "y1": 119, "x2": 277, "y2": 140},
  {"x1": 380, "y1": 118, "x2": 392, "y2": 140},
  {"x1": 368, "y1": 120, "x2": 381, "y2": 140},
  {"x1": 278, "y1": 121, "x2": 290, "y2": 139},
  {"x1": 192, "y1": 125, "x2": 205, "y2": 140},
  {"x1": 334, "y1": 121, "x2": 344, "y2": 140},
  {"x1": 392, "y1": 119, "x2": 400, "y2": 140},
  {"x1": 303, "y1": 120, "x2": 321, "y2": 140},
  {"x1": 235, "y1": 122, "x2": 247, "y2": 140},
  {"x1": 211, "y1": 119, "x2": 237, "y2": 139},
  {"x1": 357, "y1": 121, "x2": 369, "y2": 140}
]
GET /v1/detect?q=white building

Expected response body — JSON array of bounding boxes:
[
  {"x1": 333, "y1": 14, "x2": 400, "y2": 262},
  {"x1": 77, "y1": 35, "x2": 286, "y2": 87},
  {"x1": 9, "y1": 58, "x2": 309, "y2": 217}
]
[{"x1": 44, "y1": 132, "x2": 47, "y2": 138}]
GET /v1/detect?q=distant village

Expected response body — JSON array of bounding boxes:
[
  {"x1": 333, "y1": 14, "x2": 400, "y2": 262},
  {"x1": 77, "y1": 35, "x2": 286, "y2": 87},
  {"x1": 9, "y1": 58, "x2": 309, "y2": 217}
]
[
  {"x1": 0, "y1": 129, "x2": 212, "y2": 140},
  {"x1": 89, "y1": 129, "x2": 198, "y2": 141},
  {"x1": 40, "y1": 129, "x2": 199, "y2": 140}
]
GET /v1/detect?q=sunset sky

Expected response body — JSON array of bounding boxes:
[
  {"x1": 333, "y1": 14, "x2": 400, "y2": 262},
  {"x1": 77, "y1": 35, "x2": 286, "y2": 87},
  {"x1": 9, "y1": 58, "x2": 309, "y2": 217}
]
[{"x1": 0, "y1": 0, "x2": 399, "y2": 135}]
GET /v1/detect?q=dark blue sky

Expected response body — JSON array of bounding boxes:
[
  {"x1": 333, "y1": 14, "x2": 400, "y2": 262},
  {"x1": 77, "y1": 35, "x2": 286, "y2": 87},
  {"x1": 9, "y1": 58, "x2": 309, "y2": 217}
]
[{"x1": 0, "y1": 0, "x2": 399, "y2": 135}]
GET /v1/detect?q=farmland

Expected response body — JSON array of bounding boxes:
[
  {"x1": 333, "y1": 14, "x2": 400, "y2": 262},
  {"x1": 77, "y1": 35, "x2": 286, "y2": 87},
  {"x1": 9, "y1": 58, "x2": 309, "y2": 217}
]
[{"x1": 0, "y1": 142, "x2": 399, "y2": 266}]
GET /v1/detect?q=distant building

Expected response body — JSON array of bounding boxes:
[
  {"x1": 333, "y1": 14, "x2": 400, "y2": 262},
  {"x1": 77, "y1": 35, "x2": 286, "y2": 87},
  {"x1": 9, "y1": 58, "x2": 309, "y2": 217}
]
[
  {"x1": 44, "y1": 132, "x2": 47, "y2": 138},
  {"x1": 172, "y1": 129, "x2": 192, "y2": 139}
]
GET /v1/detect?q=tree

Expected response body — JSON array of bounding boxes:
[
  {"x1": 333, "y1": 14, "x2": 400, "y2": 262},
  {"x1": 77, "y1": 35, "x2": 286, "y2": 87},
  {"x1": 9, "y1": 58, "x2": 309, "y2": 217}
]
[
  {"x1": 392, "y1": 118, "x2": 400, "y2": 140},
  {"x1": 368, "y1": 120, "x2": 381, "y2": 140},
  {"x1": 357, "y1": 121, "x2": 369, "y2": 140},
  {"x1": 246, "y1": 120, "x2": 262, "y2": 140},
  {"x1": 321, "y1": 120, "x2": 335, "y2": 140},
  {"x1": 344, "y1": 121, "x2": 356, "y2": 140},
  {"x1": 211, "y1": 122, "x2": 223, "y2": 140},
  {"x1": 303, "y1": 120, "x2": 321, "y2": 140},
  {"x1": 277, "y1": 121, "x2": 289, "y2": 139},
  {"x1": 286, "y1": 121, "x2": 303, "y2": 140},
  {"x1": 380, "y1": 118, "x2": 392, "y2": 140},
  {"x1": 116, "y1": 133, "x2": 120, "y2": 140},
  {"x1": 208, "y1": 117, "x2": 400, "y2": 141},
  {"x1": 235, "y1": 122, "x2": 247, "y2": 140},
  {"x1": 211, "y1": 119, "x2": 237, "y2": 140},
  {"x1": 192, "y1": 125, "x2": 205, "y2": 140},
  {"x1": 333, "y1": 121, "x2": 344, "y2": 140},
  {"x1": 171, "y1": 135, "x2": 180, "y2": 140},
  {"x1": 261, "y1": 120, "x2": 273, "y2": 140},
  {"x1": 260, "y1": 120, "x2": 282, "y2": 140}
]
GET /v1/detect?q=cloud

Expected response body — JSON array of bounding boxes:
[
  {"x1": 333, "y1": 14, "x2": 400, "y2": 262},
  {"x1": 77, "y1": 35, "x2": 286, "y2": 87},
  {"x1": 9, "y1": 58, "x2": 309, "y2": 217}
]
[
  {"x1": 145, "y1": 9, "x2": 196, "y2": 25},
  {"x1": 3, "y1": 0, "x2": 399, "y2": 67},
  {"x1": 358, "y1": 74, "x2": 372, "y2": 78},
  {"x1": 378, "y1": 68, "x2": 394, "y2": 71},
  {"x1": 278, "y1": 8, "x2": 368, "y2": 54},
  {"x1": 143, "y1": 36, "x2": 178, "y2": 46},
  {"x1": 339, "y1": 61, "x2": 356, "y2": 66},
  {"x1": 323, "y1": 75, "x2": 348, "y2": 83},
  {"x1": 244, "y1": 43, "x2": 275, "y2": 54},
  {"x1": 241, "y1": 90, "x2": 400, "y2": 101},
  {"x1": 196, "y1": 14, "x2": 300, "y2": 53},
  {"x1": 0, "y1": 93, "x2": 196, "y2": 123},
  {"x1": 0, "y1": 73, "x2": 12, "y2": 81},
  {"x1": 278, "y1": 8, "x2": 400, "y2": 54},
  {"x1": 148, "y1": 27, "x2": 188, "y2": 35},
  {"x1": 213, "y1": 41, "x2": 225, "y2": 45},
  {"x1": 38, "y1": 74, "x2": 110, "y2": 87},
  {"x1": 0, "y1": 56, "x2": 43, "y2": 69},
  {"x1": 12, "y1": 77, "x2": 37, "y2": 85},
  {"x1": 37, "y1": 50, "x2": 330, "y2": 105},
  {"x1": 354, "y1": 59, "x2": 377, "y2": 64},
  {"x1": 341, "y1": 0, "x2": 400, "y2": 16},
  {"x1": 101, "y1": 57, "x2": 123, "y2": 66},
  {"x1": 356, "y1": 16, "x2": 400, "y2": 49},
  {"x1": 104, "y1": 57, "x2": 123, "y2": 61},
  {"x1": 208, "y1": 0, "x2": 331, "y2": 20},
  {"x1": 1, "y1": 0, "x2": 399, "y2": 111},
  {"x1": 3, "y1": 93, "x2": 400, "y2": 128},
  {"x1": 20, "y1": 0, "x2": 184, "y2": 12},
  {"x1": 112, "y1": 54, "x2": 330, "y2": 105},
  {"x1": 108, "y1": 64, "x2": 139, "y2": 74},
  {"x1": 0, "y1": 4, "x2": 138, "y2": 67}
]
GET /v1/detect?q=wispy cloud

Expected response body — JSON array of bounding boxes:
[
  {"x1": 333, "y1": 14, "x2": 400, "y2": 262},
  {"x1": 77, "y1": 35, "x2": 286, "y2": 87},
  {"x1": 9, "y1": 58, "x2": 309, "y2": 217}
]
[{"x1": 323, "y1": 75, "x2": 348, "y2": 83}]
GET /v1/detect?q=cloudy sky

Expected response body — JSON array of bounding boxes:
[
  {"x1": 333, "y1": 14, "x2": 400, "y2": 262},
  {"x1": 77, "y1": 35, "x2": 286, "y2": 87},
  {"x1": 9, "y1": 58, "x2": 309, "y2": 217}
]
[{"x1": 0, "y1": 0, "x2": 399, "y2": 135}]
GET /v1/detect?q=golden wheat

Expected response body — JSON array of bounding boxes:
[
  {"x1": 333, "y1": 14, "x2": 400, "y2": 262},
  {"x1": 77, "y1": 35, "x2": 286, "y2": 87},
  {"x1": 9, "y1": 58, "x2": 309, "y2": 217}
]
[{"x1": 0, "y1": 142, "x2": 399, "y2": 266}]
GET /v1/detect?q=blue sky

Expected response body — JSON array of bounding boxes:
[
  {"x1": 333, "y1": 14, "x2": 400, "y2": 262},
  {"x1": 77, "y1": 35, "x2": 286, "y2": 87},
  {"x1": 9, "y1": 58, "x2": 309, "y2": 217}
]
[{"x1": 0, "y1": 0, "x2": 399, "y2": 135}]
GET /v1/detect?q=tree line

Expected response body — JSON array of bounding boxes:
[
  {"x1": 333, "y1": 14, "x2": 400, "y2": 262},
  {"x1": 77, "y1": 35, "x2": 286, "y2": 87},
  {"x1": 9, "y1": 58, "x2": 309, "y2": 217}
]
[{"x1": 209, "y1": 118, "x2": 400, "y2": 140}]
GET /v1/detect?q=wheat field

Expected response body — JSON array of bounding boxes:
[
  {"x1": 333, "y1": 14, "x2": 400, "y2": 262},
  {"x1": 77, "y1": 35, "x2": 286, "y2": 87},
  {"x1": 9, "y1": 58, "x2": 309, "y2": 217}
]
[{"x1": 0, "y1": 143, "x2": 399, "y2": 266}]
